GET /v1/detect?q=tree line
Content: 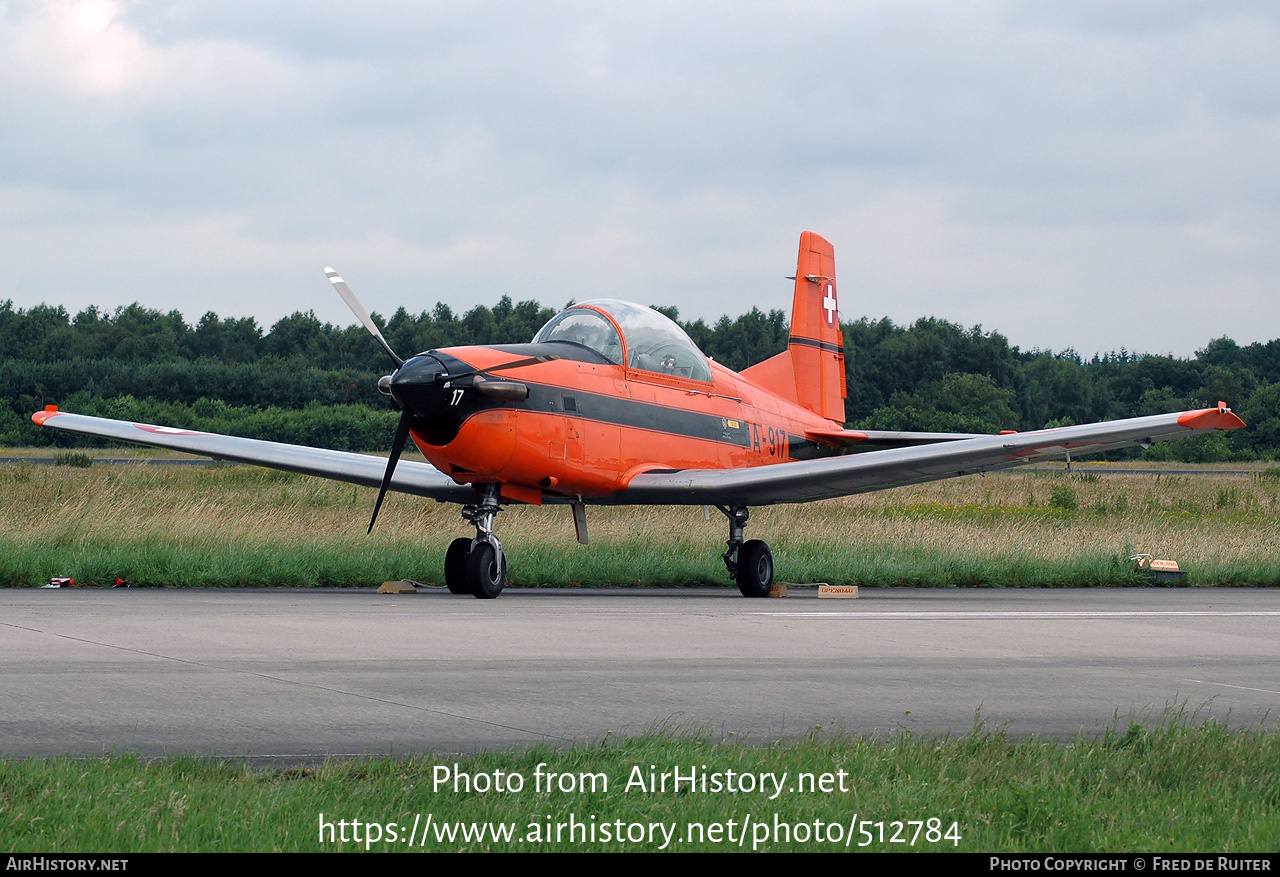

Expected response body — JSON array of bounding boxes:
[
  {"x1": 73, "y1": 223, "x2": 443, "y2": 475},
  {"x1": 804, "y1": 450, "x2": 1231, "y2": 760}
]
[{"x1": 1, "y1": 298, "x2": 1277, "y2": 459}]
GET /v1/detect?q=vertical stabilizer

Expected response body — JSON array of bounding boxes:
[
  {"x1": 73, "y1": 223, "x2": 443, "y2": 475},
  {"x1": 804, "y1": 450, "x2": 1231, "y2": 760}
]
[{"x1": 741, "y1": 231, "x2": 847, "y2": 422}]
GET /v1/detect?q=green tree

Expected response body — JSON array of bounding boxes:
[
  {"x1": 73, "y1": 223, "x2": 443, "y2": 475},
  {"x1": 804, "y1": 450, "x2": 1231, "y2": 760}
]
[{"x1": 862, "y1": 373, "x2": 1019, "y2": 434}]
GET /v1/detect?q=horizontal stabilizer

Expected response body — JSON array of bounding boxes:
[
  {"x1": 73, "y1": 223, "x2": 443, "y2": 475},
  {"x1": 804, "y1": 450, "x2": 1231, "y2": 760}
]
[{"x1": 805, "y1": 428, "x2": 990, "y2": 451}]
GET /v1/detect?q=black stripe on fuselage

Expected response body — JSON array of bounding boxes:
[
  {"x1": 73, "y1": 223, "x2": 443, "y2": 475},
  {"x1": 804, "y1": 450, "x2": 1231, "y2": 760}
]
[
  {"x1": 520, "y1": 381, "x2": 753, "y2": 448},
  {"x1": 789, "y1": 336, "x2": 844, "y2": 354}
]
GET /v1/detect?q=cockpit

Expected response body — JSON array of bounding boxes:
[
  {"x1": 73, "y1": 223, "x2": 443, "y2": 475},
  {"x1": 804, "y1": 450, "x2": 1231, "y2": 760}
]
[{"x1": 532, "y1": 299, "x2": 712, "y2": 382}]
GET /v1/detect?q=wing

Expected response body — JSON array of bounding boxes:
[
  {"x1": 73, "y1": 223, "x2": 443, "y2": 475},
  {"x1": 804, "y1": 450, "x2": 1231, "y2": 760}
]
[
  {"x1": 31, "y1": 408, "x2": 475, "y2": 503},
  {"x1": 619, "y1": 406, "x2": 1246, "y2": 505}
]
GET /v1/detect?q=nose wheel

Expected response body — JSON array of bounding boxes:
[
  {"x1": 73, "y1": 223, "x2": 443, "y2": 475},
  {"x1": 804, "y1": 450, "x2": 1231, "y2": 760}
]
[
  {"x1": 718, "y1": 505, "x2": 774, "y2": 597},
  {"x1": 448, "y1": 484, "x2": 507, "y2": 598},
  {"x1": 466, "y1": 541, "x2": 506, "y2": 599}
]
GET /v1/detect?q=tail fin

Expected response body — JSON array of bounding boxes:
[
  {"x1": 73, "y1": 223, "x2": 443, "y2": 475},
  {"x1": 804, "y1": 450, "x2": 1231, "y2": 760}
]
[{"x1": 741, "y1": 231, "x2": 847, "y2": 422}]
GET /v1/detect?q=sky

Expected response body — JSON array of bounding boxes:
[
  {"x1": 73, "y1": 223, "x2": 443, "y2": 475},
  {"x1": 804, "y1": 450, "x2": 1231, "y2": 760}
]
[{"x1": 1, "y1": 0, "x2": 1277, "y2": 358}]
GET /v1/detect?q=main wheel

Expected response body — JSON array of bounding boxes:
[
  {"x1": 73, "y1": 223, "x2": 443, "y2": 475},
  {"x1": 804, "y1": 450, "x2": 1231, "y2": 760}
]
[
  {"x1": 736, "y1": 539, "x2": 773, "y2": 598},
  {"x1": 467, "y1": 541, "x2": 506, "y2": 599},
  {"x1": 444, "y1": 537, "x2": 471, "y2": 594}
]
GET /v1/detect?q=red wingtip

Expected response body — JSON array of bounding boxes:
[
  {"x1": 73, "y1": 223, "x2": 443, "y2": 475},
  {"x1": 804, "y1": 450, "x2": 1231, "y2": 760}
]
[
  {"x1": 1177, "y1": 406, "x2": 1246, "y2": 431},
  {"x1": 32, "y1": 405, "x2": 59, "y2": 426}
]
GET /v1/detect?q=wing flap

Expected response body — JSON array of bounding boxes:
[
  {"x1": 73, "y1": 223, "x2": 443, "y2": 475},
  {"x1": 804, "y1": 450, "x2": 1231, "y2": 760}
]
[
  {"x1": 31, "y1": 409, "x2": 473, "y2": 503},
  {"x1": 622, "y1": 406, "x2": 1246, "y2": 505}
]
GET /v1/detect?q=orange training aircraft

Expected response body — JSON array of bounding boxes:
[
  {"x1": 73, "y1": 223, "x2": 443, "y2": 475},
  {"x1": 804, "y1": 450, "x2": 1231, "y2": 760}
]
[{"x1": 33, "y1": 232, "x2": 1246, "y2": 598}]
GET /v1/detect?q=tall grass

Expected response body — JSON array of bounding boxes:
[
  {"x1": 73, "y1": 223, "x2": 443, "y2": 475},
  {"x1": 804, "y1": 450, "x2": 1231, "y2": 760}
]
[{"x1": 3, "y1": 462, "x2": 1280, "y2": 587}]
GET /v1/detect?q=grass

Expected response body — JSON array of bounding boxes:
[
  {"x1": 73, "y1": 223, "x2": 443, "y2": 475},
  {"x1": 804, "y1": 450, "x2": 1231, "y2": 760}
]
[
  {"x1": 3, "y1": 459, "x2": 1280, "y2": 587},
  {"x1": 2, "y1": 713, "x2": 1277, "y2": 852}
]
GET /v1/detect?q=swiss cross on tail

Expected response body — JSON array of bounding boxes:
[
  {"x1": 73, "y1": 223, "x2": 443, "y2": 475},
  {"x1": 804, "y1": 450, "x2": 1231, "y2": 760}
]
[{"x1": 822, "y1": 282, "x2": 837, "y2": 326}]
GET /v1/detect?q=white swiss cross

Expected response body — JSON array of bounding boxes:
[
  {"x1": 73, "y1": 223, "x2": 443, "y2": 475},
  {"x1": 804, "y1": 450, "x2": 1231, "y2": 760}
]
[
  {"x1": 134, "y1": 424, "x2": 204, "y2": 436},
  {"x1": 822, "y1": 284, "x2": 837, "y2": 326}
]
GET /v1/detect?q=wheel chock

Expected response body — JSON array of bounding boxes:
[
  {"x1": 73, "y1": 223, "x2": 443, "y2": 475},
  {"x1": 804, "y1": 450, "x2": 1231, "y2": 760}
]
[
  {"x1": 1130, "y1": 554, "x2": 1186, "y2": 583},
  {"x1": 818, "y1": 584, "x2": 859, "y2": 599}
]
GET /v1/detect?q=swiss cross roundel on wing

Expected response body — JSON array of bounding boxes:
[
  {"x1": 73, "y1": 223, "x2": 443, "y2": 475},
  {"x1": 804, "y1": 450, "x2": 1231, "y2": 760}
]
[
  {"x1": 134, "y1": 424, "x2": 208, "y2": 436},
  {"x1": 822, "y1": 283, "x2": 838, "y2": 326}
]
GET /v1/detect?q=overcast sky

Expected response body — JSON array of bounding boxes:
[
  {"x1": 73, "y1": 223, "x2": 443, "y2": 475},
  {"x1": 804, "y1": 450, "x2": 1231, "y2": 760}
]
[{"x1": 2, "y1": 1, "x2": 1277, "y2": 357}]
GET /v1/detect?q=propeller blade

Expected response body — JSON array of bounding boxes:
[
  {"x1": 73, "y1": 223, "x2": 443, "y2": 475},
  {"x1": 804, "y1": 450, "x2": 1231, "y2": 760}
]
[
  {"x1": 368, "y1": 408, "x2": 414, "y2": 534},
  {"x1": 325, "y1": 267, "x2": 404, "y2": 368},
  {"x1": 435, "y1": 354, "x2": 558, "y2": 385}
]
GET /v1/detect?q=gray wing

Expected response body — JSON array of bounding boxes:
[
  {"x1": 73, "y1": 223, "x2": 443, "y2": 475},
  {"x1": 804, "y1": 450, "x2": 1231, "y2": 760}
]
[
  {"x1": 619, "y1": 406, "x2": 1246, "y2": 506},
  {"x1": 32, "y1": 409, "x2": 474, "y2": 503}
]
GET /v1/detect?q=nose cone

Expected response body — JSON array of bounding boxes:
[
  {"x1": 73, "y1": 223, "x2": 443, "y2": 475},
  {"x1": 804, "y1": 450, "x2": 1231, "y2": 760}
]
[
  {"x1": 387, "y1": 351, "x2": 478, "y2": 446},
  {"x1": 389, "y1": 353, "x2": 451, "y2": 417}
]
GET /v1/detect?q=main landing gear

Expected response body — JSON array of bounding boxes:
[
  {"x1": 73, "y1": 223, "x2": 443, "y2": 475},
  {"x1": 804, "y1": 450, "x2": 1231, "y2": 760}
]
[
  {"x1": 445, "y1": 484, "x2": 507, "y2": 599},
  {"x1": 442, "y1": 494, "x2": 773, "y2": 600},
  {"x1": 717, "y1": 505, "x2": 774, "y2": 598}
]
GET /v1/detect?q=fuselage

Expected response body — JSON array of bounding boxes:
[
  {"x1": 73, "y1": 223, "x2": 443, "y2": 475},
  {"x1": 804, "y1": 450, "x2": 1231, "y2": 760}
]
[{"x1": 402, "y1": 339, "x2": 845, "y2": 504}]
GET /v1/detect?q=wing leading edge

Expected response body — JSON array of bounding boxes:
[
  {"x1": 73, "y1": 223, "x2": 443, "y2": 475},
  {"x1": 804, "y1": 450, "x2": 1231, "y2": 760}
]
[
  {"x1": 619, "y1": 406, "x2": 1246, "y2": 506},
  {"x1": 30, "y1": 408, "x2": 474, "y2": 503}
]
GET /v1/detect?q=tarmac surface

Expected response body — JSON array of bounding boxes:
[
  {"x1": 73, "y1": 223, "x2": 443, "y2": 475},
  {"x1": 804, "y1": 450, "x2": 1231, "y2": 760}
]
[{"x1": 3, "y1": 586, "x2": 1278, "y2": 761}]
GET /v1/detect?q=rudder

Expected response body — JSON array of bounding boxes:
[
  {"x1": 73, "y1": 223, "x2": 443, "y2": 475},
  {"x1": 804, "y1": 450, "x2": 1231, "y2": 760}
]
[{"x1": 741, "y1": 231, "x2": 847, "y2": 422}]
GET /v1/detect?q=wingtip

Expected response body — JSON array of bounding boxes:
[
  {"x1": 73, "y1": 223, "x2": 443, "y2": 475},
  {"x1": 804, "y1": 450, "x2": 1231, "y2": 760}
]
[
  {"x1": 32, "y1": 405, "x2": 59, "y2": 426},
  {"x1": 1176, "y1": 405, "x2": 1247, "y2": 431}
]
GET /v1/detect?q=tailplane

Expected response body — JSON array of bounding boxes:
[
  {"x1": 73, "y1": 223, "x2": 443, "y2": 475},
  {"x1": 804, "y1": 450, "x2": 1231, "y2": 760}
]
[{"x1": 741, "y1": 231, "x2": 847, "y2": 422}]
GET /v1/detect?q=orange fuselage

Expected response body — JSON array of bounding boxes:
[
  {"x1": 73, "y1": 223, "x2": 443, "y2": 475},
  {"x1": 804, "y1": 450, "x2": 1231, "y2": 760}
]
[{"x1": 410, "y1": 345, "x2": 841, "y2": 504}]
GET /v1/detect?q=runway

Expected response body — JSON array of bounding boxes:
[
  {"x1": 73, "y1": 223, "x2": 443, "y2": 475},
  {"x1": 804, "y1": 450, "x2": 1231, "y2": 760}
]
[{"x1": 2, "y1": 586, "x2": 1277, "y2": 760}]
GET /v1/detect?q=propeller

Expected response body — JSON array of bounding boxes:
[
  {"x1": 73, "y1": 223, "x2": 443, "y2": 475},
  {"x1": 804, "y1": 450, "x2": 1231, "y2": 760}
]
[{"x1": 325, "y1": 267, "x2": 413, "y2": 532}]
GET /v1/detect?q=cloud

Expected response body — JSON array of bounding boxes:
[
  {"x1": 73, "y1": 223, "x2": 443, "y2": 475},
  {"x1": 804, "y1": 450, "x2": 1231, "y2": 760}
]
[{"x1": 0, "y1": 1, "x2": 1277, "y2": 356}]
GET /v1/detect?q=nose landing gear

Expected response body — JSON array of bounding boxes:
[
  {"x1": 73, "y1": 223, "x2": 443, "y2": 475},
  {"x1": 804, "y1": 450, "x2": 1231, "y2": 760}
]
[
  {"x1": 445, "y1": 484, "x2": 507, "y2": 599},
  {"x1": 717, "y1": 505, "x2": 774, "y2": 598}
]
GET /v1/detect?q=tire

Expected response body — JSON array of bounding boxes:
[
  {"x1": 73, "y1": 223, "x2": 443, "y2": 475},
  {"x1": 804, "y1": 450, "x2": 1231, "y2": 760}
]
[
  {"x1": 467, "y1": 541, "x2": 506, "y2": 599},
  {"x1": 444, "y1": 537, "x2": 471, "y2": 594},
  {"x1": 736, "y1": 539, "x2": 773, "y2": 598}
]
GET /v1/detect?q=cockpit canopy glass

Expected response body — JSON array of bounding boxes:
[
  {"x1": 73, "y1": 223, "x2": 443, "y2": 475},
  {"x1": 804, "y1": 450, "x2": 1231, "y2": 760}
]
[
  {"x1": 532, "y1": 299, "x2": 711, "y2": 382},
  {"x1": 531, "y1": 306, "x2": 624, "y2": 365}
]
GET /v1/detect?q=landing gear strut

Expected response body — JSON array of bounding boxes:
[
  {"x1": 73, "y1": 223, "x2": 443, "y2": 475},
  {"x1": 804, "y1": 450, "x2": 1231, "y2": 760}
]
[
  {"x1": 445, "y1": 484, "x2": 507, "y2": 599},
  {"x1": 717, "y1": 505, "x2": 773, "y2": 598}
]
